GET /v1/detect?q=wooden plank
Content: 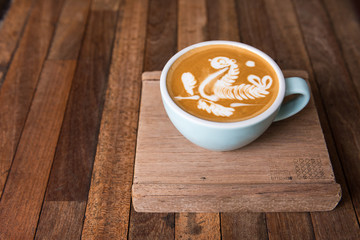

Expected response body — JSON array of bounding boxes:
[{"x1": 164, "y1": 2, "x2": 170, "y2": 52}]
[
  {"x1": 92, "y1": 0, "x2": 121, "y2": 11},
  {"x1": 35, "y1": 1, "x2": 115, "y2": 239},
  {"x1": 266, "y1": 213, "x2": 315, "y2": 239},
  {"x1": 311, "y1": 197, "x2": 360, "y2": 240},
  {"x1": 221, "y1": 213, "x2": 268, "y2": 240},
  {"x1": 143, "y1": 0, "x2": 177, "y2": 71},
  {"x1": 235, "y1": 0, "x2": 275, "y2": 57},
  {"x1": 142, "y1": 71, "x2": 161, "y2": 81},
  {"x1": 176, "y1": 1, "x2": 220, "y2": 239},
  {"x1": 81, "y1": 0, "x2": 148, "y2": 238},
  {"x1": 264, "y1": 0, "x2": 360, "y2": 238},
  {"x1": 206, "y1": 0, "x2": 239, "y2": 41},
  {"x1": 293, "y1": 0, "x2": 360, "y2": 223},
  {"x1": 0, "y1": 0, "x2": 64, "y2": 198},
  {"x1": 133, "y1": 182, "x2": 340, "y2": 212},
  {"x1": 0, "y1": 0, "x2": 34, "y2": 67},
  {"x1": 45, "y1": 8, "x2": 118, "y2": 203},
  {"x1": 175, "y1": 213, "x2": 221, "y2": 240},
  {"x1": 35, "y1": 201, "x2": 87, "y2": 240},
  {"x1": 0, "y1": 60, "x2": 76, "y2": 239},
  {"x1": 322, "y1": 0, "x2": 360, "y2": 95},
  {"x1": 178, "y1": 0, "x2": 208, "y2": 50},
  {"x1": 48, "y1": 0, "x2": 91, "y2": 60},
  {"x1": 129, "y1": 206, "x2": 174, "y2": 240},
  {"x1": 30, "y1": 0, "x2": 63, "y2": 24},
  {"x1": 128, "y1": 0, "x2": 177, "y2": 238}
]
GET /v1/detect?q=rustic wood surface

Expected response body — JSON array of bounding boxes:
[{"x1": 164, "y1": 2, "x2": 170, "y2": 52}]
[{"x1": 0, "y1": 0, "x2": 359, "y2": 239}]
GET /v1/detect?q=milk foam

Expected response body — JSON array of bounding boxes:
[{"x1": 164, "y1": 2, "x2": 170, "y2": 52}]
[
  {"x1": 174, "y1": 57, "x2": 273, "y2": 117},
  {"x1": 167, "y1": 44, "x2": 279, "y2": 122}
]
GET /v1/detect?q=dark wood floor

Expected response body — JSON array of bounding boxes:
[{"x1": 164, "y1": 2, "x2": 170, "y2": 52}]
[
  {"x1": 0, "y1": 0, "x2": 10, "y2": 20},
  {"x1": 0, "y1": 0, "x2": 359, "y2": 239}
]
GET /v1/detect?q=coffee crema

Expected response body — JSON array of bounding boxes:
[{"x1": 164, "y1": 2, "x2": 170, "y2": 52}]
[{"x1": 166, "y1": 44, "x2": 279, "y2": 122}]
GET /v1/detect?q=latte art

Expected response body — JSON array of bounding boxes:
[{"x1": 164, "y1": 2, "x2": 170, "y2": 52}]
[
  {"x1": 174, "y1": 57, "x2": 273, "y2": 117},
  {"x1": 167, "y1": 45, "x2": 279, "y2": 122}
]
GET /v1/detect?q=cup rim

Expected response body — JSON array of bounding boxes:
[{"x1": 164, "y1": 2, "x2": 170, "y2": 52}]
[{"x1": 160, "y1": 40, "x2": 285, "y2": 128}]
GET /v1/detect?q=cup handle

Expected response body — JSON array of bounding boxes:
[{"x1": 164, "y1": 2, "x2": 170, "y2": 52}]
[{"x1": 273, "y1": 77, "x2": 311, "y2": 122}]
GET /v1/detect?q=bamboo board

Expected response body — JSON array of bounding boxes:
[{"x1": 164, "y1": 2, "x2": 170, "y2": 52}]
[{"x1": 132, "y1": 70, "x2": 341, "y2": 212}]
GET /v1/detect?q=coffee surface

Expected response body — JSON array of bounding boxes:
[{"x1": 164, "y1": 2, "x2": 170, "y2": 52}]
[{"x1": 167, "y1": 44, "x2": 279, "y2": 122}]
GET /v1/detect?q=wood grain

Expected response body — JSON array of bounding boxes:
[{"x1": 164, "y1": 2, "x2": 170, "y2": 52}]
[
  {"x1": 92, "y1": 0, "x2": 121, "y2": 11},
  {"x1": 0, "y1": 0, "x2": 357, "y2": 238},
  {"x1": 322, "y1": 0, "x2": 360, "y2": 94},
  {"x1": 267, "y1": 213, "x2": 315, "y2": 240},
  {"x1": 206, "y1": 0, "x2": 239, "y2": 41},
  {"x1": 221, "y1": 213, "x2": 268, "y2": 240},
  {"x1": 293, "y1": 0, "x2": 360, "y2": 222},
  {"x1": 142, "y1": 71, "x2": 162, "y2": 81},
  {"x1": 128, "y1": 0, "x2": 177, "y2": 238},
  {"x1": 48, "y1": 0, "x2": 91, "y2": 60},
  {"x1": 143, "y1": 0, "x2": 177, "y2": 71},
  {"x1": 134, "y1": 182, "x2": 340, "y2": 212},
  {"x1": 35, "y1": 201, "x2": 87, "y2": 240},
  {"x1": 81, "y1": 0, "x2": 148, "y2": 238},
  {"x1": 265, "y1": 0, "x2": 360, "y2": 238},
  {"x1": 35, "y1": 1, "x2": 116, "y2": 238},
  {"x1": 235, "y1": 0, "x2": 275, "y2": 57},
  {"x1": 129, "y1": 206, "x2": 175, "y2": 240},
  {"x1": 45, "y1": 8, "x2": 118, "y2": 203},
  {"x1": 311, "y1": 197, "x2": 360, "y2": 240},
  {"x1": 0, "y1": 0, "x2": 34, "y2": 67},
  {"x1": 175, "y1": 213, "x2": 221, "y2": 240},
  {"x1": 0, "y1": 65, "x2": 4, "y2": 86},
  {"x1": 0, "y1": 0, "x2": 64, "y2": 198},
  {"x1": 0, "y1": 60, "x2": 76, "y2": 239},
  {"x1": 178, "y1": 0, "x2": 208, "y2": 50}
]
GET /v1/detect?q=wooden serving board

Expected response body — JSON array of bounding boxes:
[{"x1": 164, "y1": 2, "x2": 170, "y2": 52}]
[{"x1": 132, "y1": 70, "x2": 341, "y2": 212}]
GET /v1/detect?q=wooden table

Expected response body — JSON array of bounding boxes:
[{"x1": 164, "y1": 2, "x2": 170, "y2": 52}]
[{"x1": 0, "y1": 0, "x2": 359, "y2": 239}]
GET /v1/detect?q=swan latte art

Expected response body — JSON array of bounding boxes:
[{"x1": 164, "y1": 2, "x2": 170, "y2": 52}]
[{"x1": 166, "y1": 44, "x2": 279, "y2": 122}]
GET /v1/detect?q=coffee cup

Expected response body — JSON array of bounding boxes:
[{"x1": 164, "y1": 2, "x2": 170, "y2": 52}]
[{"x1": 160, "y1": 41, "x2": 310, "y2": 151}]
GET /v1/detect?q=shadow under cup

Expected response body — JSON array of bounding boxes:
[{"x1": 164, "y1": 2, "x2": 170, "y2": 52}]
[{"x1": 160, "y1": 41, "x2": 310, "y2": 151}]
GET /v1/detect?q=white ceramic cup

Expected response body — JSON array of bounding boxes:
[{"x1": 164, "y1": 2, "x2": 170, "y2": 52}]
[{"x1": 160, "y1": 41, "x2": 310, "y2": 151}]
